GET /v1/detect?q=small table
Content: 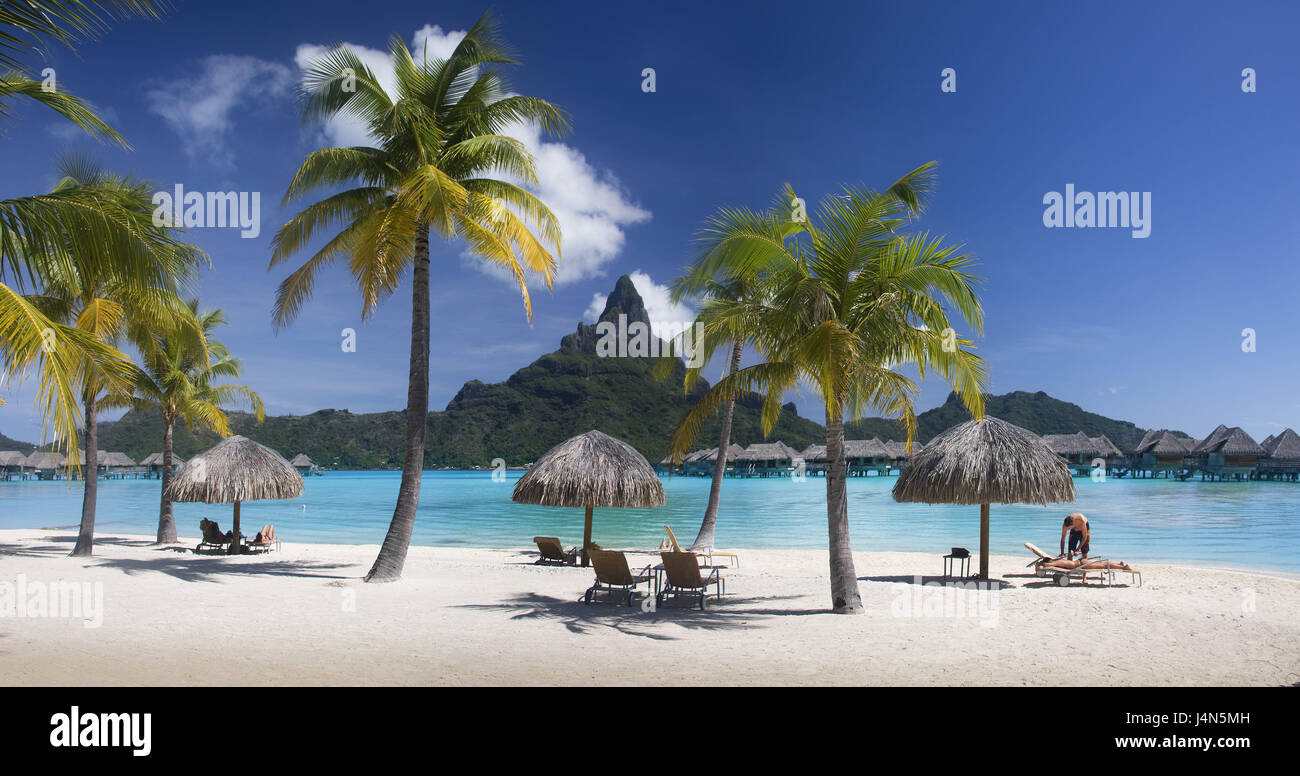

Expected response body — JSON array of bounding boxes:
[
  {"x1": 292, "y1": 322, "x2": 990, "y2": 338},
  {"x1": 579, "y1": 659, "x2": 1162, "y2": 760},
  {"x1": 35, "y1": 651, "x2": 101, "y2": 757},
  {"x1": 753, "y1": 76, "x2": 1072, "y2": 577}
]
[{"x1": 943, "y1": 548, "x2": 971, "y2": 578}]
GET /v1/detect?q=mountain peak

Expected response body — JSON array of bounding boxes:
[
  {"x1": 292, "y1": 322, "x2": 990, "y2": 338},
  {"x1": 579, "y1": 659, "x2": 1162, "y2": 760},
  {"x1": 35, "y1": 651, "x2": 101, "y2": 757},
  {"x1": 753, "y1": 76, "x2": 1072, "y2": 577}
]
[{"x1": 560, "y1": 274, "x2": 651, "y2": 353}]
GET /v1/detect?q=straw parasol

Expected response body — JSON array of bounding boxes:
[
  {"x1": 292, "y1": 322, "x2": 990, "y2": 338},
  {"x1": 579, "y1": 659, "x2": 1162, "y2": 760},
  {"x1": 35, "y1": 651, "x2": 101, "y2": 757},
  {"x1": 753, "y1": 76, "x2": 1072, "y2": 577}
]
[
  {"x1": 512, "y1": 430, "x2": 665, "y2": 566},
  {"x1": 893, "y1": 416, "x2": 1075, "y2": 579},
  {"x1": 164, "y1": 436, "x2": 302, "y2": 554}
]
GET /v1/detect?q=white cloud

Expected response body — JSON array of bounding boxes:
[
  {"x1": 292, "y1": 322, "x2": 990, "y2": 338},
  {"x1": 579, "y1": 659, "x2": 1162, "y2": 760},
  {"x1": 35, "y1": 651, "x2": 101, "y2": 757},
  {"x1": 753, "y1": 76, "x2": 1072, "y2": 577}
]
[
  {"x1": 584, "y1": 271, "x2": 695, "y2": 340},
  {"x1": 293, "y1": 25, "x2": 649, "y2": 286},
  {"x1": 146, "y1": 55, "x2": 293, "y2": 168}
]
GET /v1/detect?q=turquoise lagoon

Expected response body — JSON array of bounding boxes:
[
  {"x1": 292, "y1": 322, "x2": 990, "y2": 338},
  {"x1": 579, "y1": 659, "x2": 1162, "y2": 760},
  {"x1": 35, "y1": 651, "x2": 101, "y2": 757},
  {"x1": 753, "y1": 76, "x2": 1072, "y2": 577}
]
[{"x1": 1, "y1": 470, "x2": 1297, "y2": 575}]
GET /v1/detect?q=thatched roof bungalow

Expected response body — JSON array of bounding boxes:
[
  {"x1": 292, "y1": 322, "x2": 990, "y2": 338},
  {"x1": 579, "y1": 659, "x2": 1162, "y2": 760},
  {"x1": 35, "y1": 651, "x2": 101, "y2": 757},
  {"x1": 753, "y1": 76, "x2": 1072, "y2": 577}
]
[
  {"x1": 1128, "y1": 430, "x2": 1198, "y2": 478},
  {"x1": 24, "y1": 451, "x2": 65, "y2": 477},
  {"x1": 1258, "y1": 428, "x2": 1300, "y2": 479},
  {"x1": 289, "y1": 453, "x2": 322, "y2": 475},
  {"x1": 1, "y1": 450, "x2": 31, "y2": 478},
  {"x1": 736, "y1": 441, "x2": 801, "y2": 477},
  {"x1": 140, "y1": 452, "x2": 186, "y2": 475},
  {"x1": 1188, "y1": 425, "x2": 1263, "y2": 479}
]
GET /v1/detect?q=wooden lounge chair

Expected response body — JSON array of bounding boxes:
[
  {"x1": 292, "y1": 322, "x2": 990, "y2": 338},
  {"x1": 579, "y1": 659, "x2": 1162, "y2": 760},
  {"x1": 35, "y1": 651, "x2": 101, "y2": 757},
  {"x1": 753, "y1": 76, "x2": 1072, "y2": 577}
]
[
  {"x1": 584, "y1": 549, "x2": 653, "y2": 606},
  {"x1": 533, "y1": 536, "x2": 579, "y2": 566},
  {"x1": 657, "y1": 551, "x2": 725, "y2": 610},
  {"x1": 1024, "y1": 542, "x2": 1142, "y2": 587},
  {"x1": 195, "y1": 518, "x2": 232, "y2": 554},
  {"x1": 247, "y1": 524, "x2": 280, "y2": 554},
  {"x1": 664, "y1": 525, "x2": 740, "y2": 569}
]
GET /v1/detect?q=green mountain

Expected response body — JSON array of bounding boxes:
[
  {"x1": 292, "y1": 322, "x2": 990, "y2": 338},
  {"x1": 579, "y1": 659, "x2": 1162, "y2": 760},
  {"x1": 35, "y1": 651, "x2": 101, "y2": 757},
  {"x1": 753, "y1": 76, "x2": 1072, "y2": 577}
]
[
  {"x1": 0, "y1": 431, "x2": 35, "y2": 453},
  {"x1": 847, "y1": 390, "x2": 1153, "y2": 450},
  {"x1": 2, "y1": 276, "x2": 1159, "y2": 465}
]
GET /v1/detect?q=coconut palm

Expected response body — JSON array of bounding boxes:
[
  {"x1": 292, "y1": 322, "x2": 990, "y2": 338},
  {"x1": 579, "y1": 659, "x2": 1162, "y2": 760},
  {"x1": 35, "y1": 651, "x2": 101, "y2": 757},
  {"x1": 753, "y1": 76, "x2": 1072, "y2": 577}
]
[
  {"x1": 23, "y1": 157, "x2": 204, "y2": 556},
  {"x1": 118, "y1": 303, "x2": 265, "y2": 544},
  {"x1": 0, "y1": 0, "x2": 170, "y2": 455},
  {"x1": 668, "y1": 164, "x2": 989, "y2": 613},
  {"x1": 270, "y1": 13, "x2": 567, "y2": 582}
]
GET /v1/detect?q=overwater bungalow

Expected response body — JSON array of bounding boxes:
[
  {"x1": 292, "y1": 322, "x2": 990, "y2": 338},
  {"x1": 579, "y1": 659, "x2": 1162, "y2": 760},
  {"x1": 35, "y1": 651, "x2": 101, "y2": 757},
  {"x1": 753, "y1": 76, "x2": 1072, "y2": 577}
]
[
  {"x1": 290, "y1": 453, "x2": 323, "y2": 476},
  {"x1": 1, "y1": 451, "x2": 32, "y2": 480},
  {"x1": 1187, "y1": 425, "x2": 1263, "y2": 481},
  {"x1": 23, "y1": 451, "x2": 65, "y2": 480},
  {"x1": 140, "y1": 452, "x2": 186, "y2": 478},
  {"x1": 843, "y1": 438, "x2": 892, "y2": 476},
  {"x1": 1257, "y1": 428, "x2": 1300, "y2": 481},
  {"x1": 1128, "y1": 430, "x2": 1198, "y2": 478},
  {"x1": 1040, "y1": 432, "x2": 1122, "y2": 475},
  {"x1": 882, "y1": 440, "x2": 923, "y2": 471},
  {"x1": 799, "y1": 444, "x2": 826, "y2": 476},
  {"x1": 736, "y1": 441, "x2": 801, "y2": 477}
]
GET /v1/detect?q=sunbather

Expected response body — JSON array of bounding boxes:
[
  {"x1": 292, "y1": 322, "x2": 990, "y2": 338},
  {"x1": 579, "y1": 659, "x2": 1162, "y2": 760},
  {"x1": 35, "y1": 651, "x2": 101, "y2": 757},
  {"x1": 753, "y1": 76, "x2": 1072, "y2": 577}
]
[{"x1": 1042, "y1": 556, "x2": 1133, "y2": 571}]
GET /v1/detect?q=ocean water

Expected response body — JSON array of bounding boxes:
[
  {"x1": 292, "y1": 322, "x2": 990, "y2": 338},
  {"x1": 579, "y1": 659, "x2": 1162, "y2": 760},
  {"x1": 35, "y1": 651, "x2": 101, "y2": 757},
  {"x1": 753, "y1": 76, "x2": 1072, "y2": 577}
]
[{"x1": 1, "y1": 470, "x2": 1298, "y2": 575}]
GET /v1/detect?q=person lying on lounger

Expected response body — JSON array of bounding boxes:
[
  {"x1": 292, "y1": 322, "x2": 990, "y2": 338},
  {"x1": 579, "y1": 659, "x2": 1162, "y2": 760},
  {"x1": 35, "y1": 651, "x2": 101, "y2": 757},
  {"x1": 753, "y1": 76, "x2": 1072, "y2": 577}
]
[{"x1": 1041, "y1": 556, "x2": 1133, "y2": 571}]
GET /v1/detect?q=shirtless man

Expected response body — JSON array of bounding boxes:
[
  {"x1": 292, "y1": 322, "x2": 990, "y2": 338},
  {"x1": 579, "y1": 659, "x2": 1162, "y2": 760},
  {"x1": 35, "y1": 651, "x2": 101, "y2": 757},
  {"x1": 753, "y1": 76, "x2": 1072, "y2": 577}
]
[{"x1": 1060, "y1": 513, "x2": 1090, "y2": 559}]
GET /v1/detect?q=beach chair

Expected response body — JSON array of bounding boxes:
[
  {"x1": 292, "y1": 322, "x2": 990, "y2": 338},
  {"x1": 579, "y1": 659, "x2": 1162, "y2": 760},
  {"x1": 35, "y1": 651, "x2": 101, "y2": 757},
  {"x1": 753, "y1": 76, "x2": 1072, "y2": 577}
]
[
  {"x1": 657, "y1": 551, "x2": 725, "y2": 610},
  {"x1": 664, "y1": 525, "x2": 740, "y2": 568},
  {"x1": 1024, "y1": 543, "x2": 1142, "y2": 587},
  {"x1": 195, "y1": 518, "x2": 231, "y2": 554},
  {"x1": 584, "y1": 550, "x2": 654, "y2": 606},
  {"x1": 533, "y1": 536, "x2": 579, "y2": 566},
  {"x1": 247, "y1": 524, "x2": 280, "y2": 554}
]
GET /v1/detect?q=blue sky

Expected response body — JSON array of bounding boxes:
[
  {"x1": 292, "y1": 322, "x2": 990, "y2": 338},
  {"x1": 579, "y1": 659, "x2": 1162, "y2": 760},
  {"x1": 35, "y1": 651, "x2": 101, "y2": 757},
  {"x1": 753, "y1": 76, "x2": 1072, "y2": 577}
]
[{"x1": 2, "y1": 0, "x2": 1298, "y2": 445}]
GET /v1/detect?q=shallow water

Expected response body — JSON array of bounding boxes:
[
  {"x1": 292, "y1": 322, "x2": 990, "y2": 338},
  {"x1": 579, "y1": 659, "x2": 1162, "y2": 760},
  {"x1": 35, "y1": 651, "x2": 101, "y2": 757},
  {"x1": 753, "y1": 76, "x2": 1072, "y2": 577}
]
[{"x1": 2, "y1": 470, "x2": 1297, "y2": 574}]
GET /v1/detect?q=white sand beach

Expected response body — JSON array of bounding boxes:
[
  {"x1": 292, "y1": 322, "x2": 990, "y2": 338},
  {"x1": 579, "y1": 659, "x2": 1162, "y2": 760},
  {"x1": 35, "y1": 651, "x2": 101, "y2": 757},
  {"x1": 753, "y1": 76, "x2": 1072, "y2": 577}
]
[{"x1": 1, "y1": 528, "x2": 1297, "y2": 686}]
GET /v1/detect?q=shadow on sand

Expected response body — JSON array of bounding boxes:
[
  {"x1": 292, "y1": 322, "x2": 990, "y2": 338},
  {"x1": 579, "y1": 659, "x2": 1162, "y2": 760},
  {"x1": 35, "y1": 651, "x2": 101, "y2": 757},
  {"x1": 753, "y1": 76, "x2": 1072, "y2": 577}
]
[{"x1": 456, "y1": 591, "x2": 824, "y2": 639}]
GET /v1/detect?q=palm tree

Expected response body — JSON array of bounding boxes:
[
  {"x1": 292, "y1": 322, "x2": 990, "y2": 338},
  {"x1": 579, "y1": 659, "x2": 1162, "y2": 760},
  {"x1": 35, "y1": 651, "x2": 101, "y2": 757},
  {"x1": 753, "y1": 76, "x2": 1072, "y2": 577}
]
[
  {"x1": 23, "y1": 157, "x2": 204, "y2": 556},
  {"x1": 0, "y1": 1, "x2": 170, "y2": 455},
  {"x1": 119, "y1": 303, "x2": 264, "y2": 544},
  {"x1": 655, "y1": 272, "x2": 764, "y2": 551},
  {"x1": 668, "y1": 164, "x2": 989, "y2": 613},
  {"x1": 271, "y1": 13, "x2": 567, "y2": 582}
]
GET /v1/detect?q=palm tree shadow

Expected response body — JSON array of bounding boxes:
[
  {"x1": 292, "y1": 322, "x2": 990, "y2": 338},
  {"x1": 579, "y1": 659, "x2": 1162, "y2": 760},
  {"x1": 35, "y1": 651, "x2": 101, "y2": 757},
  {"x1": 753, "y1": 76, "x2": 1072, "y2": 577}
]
[
  {"x1": 86, "y1": 555, "x2": 355, "y2": 583},
  {"x1": 457, "y1": 592, "x2": 821, "y2": 639}
]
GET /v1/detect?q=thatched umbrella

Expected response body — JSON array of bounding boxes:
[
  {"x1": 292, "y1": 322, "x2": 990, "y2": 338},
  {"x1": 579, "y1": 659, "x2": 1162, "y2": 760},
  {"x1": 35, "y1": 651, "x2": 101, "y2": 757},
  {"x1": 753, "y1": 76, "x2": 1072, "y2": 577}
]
[
  {"x1": 512, "y1": 430, "x2": 665, "y2": 566},
  {"x1": 893, "y1": 416, "x2": 1075, "y2": 579},
  {"x1": 164, "y1": 436, "x2": 303, "y2": 555}
]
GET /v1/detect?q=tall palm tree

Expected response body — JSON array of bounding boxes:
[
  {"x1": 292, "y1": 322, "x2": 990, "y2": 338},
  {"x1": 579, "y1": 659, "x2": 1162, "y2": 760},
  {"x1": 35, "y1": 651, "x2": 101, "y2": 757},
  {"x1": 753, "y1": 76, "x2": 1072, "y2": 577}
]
[
  {"x1": 0, "y1": 0, "x2": 170, "y2": 455},
  {"x1": 655, "y1": 272, "x2": 765, "y2": 551},
  {"x1": 118, "y1": 303, "x2": 264, "y2": 544},
  {"x1": 24, "y1": 157, "x2": 204, "y2": 556},
  {"x1": 271, "y1": 13, "x2": 567, "y2": 582},
  {"x1": 668, "y1": 164, "x2": 989, "y2": 613}
]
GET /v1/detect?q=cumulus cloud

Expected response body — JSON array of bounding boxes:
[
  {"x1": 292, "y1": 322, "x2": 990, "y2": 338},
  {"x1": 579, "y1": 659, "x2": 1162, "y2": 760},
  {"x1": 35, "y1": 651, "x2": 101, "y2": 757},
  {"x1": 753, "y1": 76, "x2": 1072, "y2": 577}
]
[
  {"x1": 584, "y1": 271, "x2": 695, "y2": 340},
  {"x1": 146, "y1": 55, "x2": 293, "y2": 168},
  {"x1": 293, "y1": 25, "x2": 649, "y2": 286}
]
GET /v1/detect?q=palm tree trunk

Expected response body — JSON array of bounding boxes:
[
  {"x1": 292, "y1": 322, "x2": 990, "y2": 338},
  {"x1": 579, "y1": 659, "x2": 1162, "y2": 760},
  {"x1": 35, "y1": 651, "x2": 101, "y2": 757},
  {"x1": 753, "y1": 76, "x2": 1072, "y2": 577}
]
[
  {"x1": 365, "y1": 222, "x2": 431, "y2": 583},
  {"x1": 70, "y1": 393, "x2": 97, "y2": 557},
  {"x1": 156, "y1": 417, "x2": 177, "y2": 543},
  {"x1": 825, "y1": 404, "x2": 863, "y2": 613},
  {"x1": 690, "y1": 340, "x2": 742, "y2": 552}
]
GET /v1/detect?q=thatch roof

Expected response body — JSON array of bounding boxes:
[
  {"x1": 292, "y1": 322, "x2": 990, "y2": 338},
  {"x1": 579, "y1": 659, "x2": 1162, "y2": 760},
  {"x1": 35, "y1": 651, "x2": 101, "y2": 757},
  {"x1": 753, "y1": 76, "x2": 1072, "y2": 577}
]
[
  {"x1": 98, "y1": 452, "x2": 136, "y2": 467},
  {"x1": 1041, "y1": 432, "x2": 1094, "y2": 455},
  {"x1": 883, "y1": 440, "x2": 922, "y2": 458},
  {"x1": 1261, "y1": 434, "x2": 1277, "y2": 454},
  {"x1": 893, "y1": 416, "x2": 1076, "y2": 506},
  {"x1": 1193, "y1": 425, "x2": 1261, "y2": 455},
  {"x1": 737, "y1": 441, "x2": 800, "y2": 462},
  {"x1": 1265, "y1": 429, "x2": 1300, "y2": 460},
  {"x1": 800, "y1": 444, "x2": 826, "y2": 462},
  {"x1": 289, "y1": 453, "x2": 315, "y2": 468},
  {"x1": 1089, "y1": 435, "x2": 1122, "y2": 457},
  {"x1": 164, "y1": 435, "x2": 303, "y2": 504},
  {"x1": 24, "y1": 451, "x2": 64, "y2": 468},
  {"x1": 843, "y1": 438, "x2": 891, "y2": 459},
  {"x1": 512, "y1": 430, "x2": 665, "y2": 508},
  {"x1": 139, "y1": 452, "x2": 185, "y2": 467},
  {"x1": 0, "y1": 451, "x2": 28, "y2": 466},
  {"x1": 1135, "y1": 430, "x2": 1197, "y2": 455}
]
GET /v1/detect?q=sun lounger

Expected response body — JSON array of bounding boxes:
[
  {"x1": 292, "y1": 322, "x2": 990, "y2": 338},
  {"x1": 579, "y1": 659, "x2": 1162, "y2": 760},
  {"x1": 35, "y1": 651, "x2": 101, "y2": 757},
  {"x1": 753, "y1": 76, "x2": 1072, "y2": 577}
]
[
  {"x1": 584, "y1": 549, "x2": 654, "y2": 606},
  {"x1": 247, "y1": 524, "x2": 280, "y2": 554},
  {"x1": 195, "y1": 518, "x2": 236, "y2": 554},
  {"x1": 533, "y1": 536, "x2": 579, "y2": 566},
  {"x1": 1024, "y1": 542, "x2": 1142, "y2": 587},
  {"x1": 664, "y1": 525, "x2": 740, "y2": 569},
  {"x1": 657, "y1": 551, "x2": 725, "y2": 610}
]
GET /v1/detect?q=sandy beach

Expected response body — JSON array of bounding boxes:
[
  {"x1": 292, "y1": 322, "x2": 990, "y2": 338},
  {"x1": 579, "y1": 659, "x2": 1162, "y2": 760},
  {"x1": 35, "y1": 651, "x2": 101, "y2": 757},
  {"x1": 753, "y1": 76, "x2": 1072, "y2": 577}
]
[{"x1": 1, "y1": 528, "x2": 1297, "y2": 686}]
